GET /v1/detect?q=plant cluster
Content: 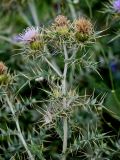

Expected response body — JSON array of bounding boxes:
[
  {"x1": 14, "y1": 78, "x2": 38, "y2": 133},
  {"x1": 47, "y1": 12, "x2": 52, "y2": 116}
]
[{"x1": 0, "y1": 0, "x2": 120, "y2": 160}]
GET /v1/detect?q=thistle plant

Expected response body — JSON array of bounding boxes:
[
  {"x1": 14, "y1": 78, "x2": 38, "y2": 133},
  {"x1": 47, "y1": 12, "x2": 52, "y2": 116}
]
[{"x1": 0, "y1": 14, "x2": 109, "y2": 160}]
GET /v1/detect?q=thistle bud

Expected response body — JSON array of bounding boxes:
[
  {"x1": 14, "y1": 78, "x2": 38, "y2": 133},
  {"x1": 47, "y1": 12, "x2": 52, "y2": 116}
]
[
  {"x1": 53, "y1": 15, "x2": 70, "y2": 35},
  {"x1": 54, "y1": 15, "x2": 69, "y2": 27},
  {"x1": 74, "y1": 18, "x2": 93, "y2": 42},
  {"x1": 0, "y1": 62, "x2": 9, "y2": 84}
]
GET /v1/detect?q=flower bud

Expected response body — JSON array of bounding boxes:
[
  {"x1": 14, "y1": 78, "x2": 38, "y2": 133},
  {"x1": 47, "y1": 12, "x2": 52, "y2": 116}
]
[
  {"x1": 0, "y1": 62, "x2": 10, "y2": 84},
  {"x1": 53, "y1": 15, "x2": 70, "y2": 36},
  {"x1": 74, "y1": 18, "x2": 93, "y2": 42},
  {"x1": 54, "y1": 15, "x2": 69, "y2": 27}
]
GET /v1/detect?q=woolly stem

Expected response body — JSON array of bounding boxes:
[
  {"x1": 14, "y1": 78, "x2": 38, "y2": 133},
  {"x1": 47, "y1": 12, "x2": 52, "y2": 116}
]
[
  {"x1": 69, "y1": 47, "x2": 77, "y2": 87},
  {"x1": 62, "y1": 44, "x2": 68, "y2": 160},
  {"x1": 62, "y1": 117, "x2": 68, "y2": 160},
  {"x1": 6, "y1": 95, "x2": 34, "y2": 160}
]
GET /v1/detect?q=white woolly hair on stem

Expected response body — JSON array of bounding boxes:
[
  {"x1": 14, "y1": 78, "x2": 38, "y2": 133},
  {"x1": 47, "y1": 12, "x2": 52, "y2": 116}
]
[
  {"x1": 62, "y1": 43, "x2": 69, "y2": 160},
  {"x1": 6, "y1": 95, "x2": 35, "y2": 160},
  {"x1": 44, "y1": 44, "x2": 68, "y2": 159}
]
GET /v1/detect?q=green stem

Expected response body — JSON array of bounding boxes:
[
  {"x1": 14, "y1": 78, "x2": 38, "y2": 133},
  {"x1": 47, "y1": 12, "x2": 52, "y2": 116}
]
[
  {"x1": 62, "y1": 44, "x2": 68, "y2": 160},
  {"x1": 6, "y1": 95, "x2": 34, "y2": 160},
  {"x1": 62, "y1": 117, "x2": 68, "y2": 160},
  {"x1": 69, "y1": 47, "x2": 77, "y2": 87}
]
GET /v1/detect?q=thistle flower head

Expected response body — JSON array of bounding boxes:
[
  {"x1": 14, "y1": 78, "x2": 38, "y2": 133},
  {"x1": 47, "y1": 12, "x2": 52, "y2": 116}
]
[
  {"x1": 113, "y1": 0, "x2": 120, "y2": 13},
  {"x1": 54, "y1": 15, "x2": 69, "y2": 27},
  {"x1": 18, "y1": 27, "x2": 39, "y2": 43},
  {"x1": 0, "y1": 61, "x2": 7, "y2": 75},
  {"x1": 74, "y1": 18, "x2": 93, "y2": 35},
  {"x1": 52, "y1": 15, "x2": 70, "y2": 36},
  {"x1": 74, "y1": 18, "x2": 93, "y2": 42}
]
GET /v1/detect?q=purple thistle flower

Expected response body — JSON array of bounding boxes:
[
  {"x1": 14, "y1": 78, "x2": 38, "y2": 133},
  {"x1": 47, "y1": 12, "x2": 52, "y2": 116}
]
[
  {"x1": 113, "y1": 0, "x2": 120, "y2": 13},
  {"x1": 18, "y1": 27, "x2": 39, "y2": 43}
]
